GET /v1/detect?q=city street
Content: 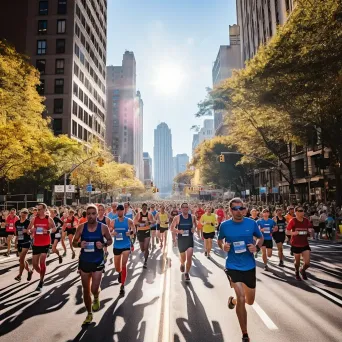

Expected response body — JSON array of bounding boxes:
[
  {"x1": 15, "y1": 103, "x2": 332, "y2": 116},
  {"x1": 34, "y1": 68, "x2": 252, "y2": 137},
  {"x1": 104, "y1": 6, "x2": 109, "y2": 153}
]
[{"x1": 1, "y1": 235, "x2": 341, "y2": 342}]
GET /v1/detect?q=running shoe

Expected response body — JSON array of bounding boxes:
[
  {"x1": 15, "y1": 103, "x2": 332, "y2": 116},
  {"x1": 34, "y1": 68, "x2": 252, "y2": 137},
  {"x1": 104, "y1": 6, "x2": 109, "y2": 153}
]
[
  {"x1": 58, "y1": 255, "x2": 63, "y2": 264},
  {"x1": 14, "y1": 275, "x2": 21, "y2": 282},
  {"x1": 242, "y1": 336, "x2": 250, "y2": 342},
  {"x1": 228, "y1": 296, "x2": 235, "y2": 310},
  {"x1": 300, "y1": 268, "x2": 308, "y2": 280},
  {"x1": 63, "y1": 251, "x2": 66, "y2": 257},
  {"x1": 27, "y1": 270, "x2": 33, "y2": 281},
  {"x1": 264, "y1": 265, "x2": 269, "y2": 271},
  {"x1": 82, "y1": 313, "x2": 93, "y2": 326},
  {"x1": 36, "y1": 280, "x2": 44, "y2": 292},
  {"x1": 4, "y1": 252, "x2": 9, "y2": 257},
  {"x1": 143, "y1": 261, "x2": 147, "y2": 269},
  {"x1": 184, "y1": 273, "x2": 190, "y2": 282},
  {"x1": 205, "y1": 251, "x2": 208, "y2": 257},
  {"x1": 92, "y1": 296, "x2": 100, "y2": 312},
  {"x1": 119, "y1": 285, "x2": 125, "y2": 296},
  {"x1": 72, "y1": 251, "x2": 76, "y2": 259},
  {"x1": 16, "y1": 251, "x2": 19, "y2": 257},
  {"x1": 295, "y1": 271, "x2": 301, "y2": 281},
  {"x1": 279, "y1": 260, "x2": 284, "y2": 267},
  {"x1": 180, "y1": 264, "x2": 185, "y2": 273}
]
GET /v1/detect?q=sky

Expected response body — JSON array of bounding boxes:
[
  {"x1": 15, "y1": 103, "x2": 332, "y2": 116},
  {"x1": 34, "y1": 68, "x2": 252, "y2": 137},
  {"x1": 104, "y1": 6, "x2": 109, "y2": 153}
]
[{"x1": 107, "y1": 0, "x2": 237, "y2": 158}]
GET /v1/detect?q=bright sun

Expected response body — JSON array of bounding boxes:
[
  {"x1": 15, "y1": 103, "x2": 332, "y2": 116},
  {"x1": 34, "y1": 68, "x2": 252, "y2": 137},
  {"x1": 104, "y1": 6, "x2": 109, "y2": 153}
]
[{"x1": 152, "y1": 63, "x2": 185, "y2": 95}]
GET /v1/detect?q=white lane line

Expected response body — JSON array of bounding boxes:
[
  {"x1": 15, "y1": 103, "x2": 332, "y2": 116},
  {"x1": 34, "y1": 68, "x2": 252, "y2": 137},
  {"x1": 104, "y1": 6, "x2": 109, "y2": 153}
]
[
  {"x1": 306, "y1": 280, "x2": 342, "y2": 306},
  {"x1": 252, "y1": 301, "x2": 279, "y2": 330}
]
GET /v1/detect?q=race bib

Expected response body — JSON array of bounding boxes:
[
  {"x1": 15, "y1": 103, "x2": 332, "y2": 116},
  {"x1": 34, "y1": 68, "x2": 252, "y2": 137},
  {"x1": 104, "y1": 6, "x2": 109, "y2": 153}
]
[
  {"x1": 55, "y1": 233, "x2": 61, "y2": 238},
  {"x1": 66, "y1": 223, "x2": 71, "y2": 228},
  {"x1": 142, "y1": 217, "x2": 147, "y2": 222},
  {"x1": 8, "y1": 223, "x2": 14, "y2": 230},
  {"x1": 263, "y1": 228, "x2": 270, "y2": 234},
  {"x1": 233, "y1": 241, "x2": 247, "y2": 253},
  {"x1": 84, "y1": 242, "x2": 95, "y2": 252},
  {"x1": 298, "y1": 230, "x2": 307, "y2": 235},
  {"x1": 36, "y1": 227, "x2": 44, "y2": 235},
  {"x1": 139, "y1": 223, "x2": 146, "y2": 227},
  {"x1": 182, "y1": 230, "x2": 189, "y2": 237},
  {"x1": 18, "y1": 230, "x2": 24, "y2": 240},
  {"x1": 116, "y1": 233, "x2": 123, "y2": 241}
]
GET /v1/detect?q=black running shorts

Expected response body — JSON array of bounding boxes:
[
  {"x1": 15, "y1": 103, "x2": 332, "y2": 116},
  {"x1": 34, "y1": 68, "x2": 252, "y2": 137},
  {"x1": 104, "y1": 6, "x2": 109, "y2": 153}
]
[
  {"x1": 291, "y1": 245, "x2": 311, "y2": 254},
  {"x1": 137, "y1": 229, "x2": 151, "y2": 242},
  {"x1": 32, "y1": 245, "x2": 50, "y2": 255},
  {"x1": 225, "y1": 268, "x2": 256, "y2": 289},
  {"x1": 79, "y1": 259, "x2": 105, "y2": 273}
]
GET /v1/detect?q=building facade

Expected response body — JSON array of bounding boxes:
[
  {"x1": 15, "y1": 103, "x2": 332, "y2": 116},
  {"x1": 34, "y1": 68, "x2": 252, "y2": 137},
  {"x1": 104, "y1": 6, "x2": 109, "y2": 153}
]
[
  {"x1": 106, "y1": 51, "x2": 143, "y2": 177},
  {"x1": 198, "y1": 119, "x2": 214, "y2": 145},
  {"x1": 0, "y1": 0, "x2": 107, "y2": 143},
  {"x1": 174, "y1": 154, "x2": 190, "y2": 177},
  {"x1": 192, "y1": 133, "x2": 199, "y2": 156},
  {"x1": 236, "y1": 0, "x2": 296, "y2": 63},
  {"x1": 153, "y1": 123, "x2": 173, "y2": 193},
  {"x1": 143, "y1": 152, "x2": 152, "y2": 184}
]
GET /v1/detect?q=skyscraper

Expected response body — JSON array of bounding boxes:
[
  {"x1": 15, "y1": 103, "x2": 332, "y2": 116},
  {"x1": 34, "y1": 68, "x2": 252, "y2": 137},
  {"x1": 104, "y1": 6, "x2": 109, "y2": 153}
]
[
  {"x1": 174, "y1": 154, "x2": 190, "y2": 177},
  {"x1": 143, "y1": 152, "x2": 152, "y2": 184},
  {"x1": 192, "y1": 133, "x2": 200, "y2": 156},
  {"x1": 198, "y1": 119, "x2": 214, "y2": 145},
  {"x1": 0, "y1": 0, "x2": 107, "y2": 142},
  {"x1": 154, "y1": 123, "x2": 173, "y2": 193},
  {"x1": 236, "y1": 0, "x2": 295, "y2": 64},
  {"x1": 133, "y1": 91, "x2": 144, "y2": 181}
]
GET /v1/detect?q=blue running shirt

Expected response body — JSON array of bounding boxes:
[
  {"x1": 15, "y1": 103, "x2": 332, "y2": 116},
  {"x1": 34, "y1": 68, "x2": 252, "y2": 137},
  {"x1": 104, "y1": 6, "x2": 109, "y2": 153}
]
[{"x1": 257, "y1": 218, "x2": 276, "y2": 240}]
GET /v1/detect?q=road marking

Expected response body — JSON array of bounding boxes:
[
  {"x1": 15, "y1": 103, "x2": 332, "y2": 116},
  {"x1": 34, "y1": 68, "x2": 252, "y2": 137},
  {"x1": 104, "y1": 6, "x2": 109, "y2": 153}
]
[
  {"x1": 306, "y1": 279, "x2": 342, "y2": 306},
  {"x1": 252, "y1": 301, "x2": 278, "y2": 330}
]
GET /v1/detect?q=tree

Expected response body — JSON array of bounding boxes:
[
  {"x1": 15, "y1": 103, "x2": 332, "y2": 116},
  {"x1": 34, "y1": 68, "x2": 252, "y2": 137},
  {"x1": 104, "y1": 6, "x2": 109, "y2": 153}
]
[{"x1": 174, "y1": 169, "x2": 195, "y2": 185}]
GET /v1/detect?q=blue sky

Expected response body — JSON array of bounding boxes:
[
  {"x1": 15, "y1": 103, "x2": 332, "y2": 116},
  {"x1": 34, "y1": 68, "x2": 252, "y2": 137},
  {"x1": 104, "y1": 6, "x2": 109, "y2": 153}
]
[{"x1": 107, "y1": 0, "x2": 237, "y2": 158}]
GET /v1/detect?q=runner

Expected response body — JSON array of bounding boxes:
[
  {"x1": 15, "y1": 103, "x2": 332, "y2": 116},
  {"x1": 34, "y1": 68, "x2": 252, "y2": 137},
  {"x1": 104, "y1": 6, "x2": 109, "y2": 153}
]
[
  {"x1": 97, "y1": 204, "x2": 111, "y2": 262},
  {"x1": 218, "y1": 198, "x2": 264, "y2": 342},
  {"x1": 79, "y1": 210, "x2": 88, "y2": 225},
  {"x1": 257, "y1": 208, "x2": 277, "y2": 271},
  {"x1": 170, "y1": 202, "x2": 197, "y2": 282},
  {"x1": 155, "y1": 204, "x2": 169, "y2": 248},
  {"x1": 50, "y1": 208, "x2": 63, "y2": 264},
  {"x1": 14, "y1": 208, "x2": 33, "y2": 281},
  {"x1": 112, "y1": 204, "x2": 136, "y2": 296},
  {"x1": 200, "y1": 206, "x2": 217, "y2": 258},
  {"x1": 215, "y1": 204, "x2": 226, "y2": 235},
  {"x1": 195, "y1": 204, "x2": 205, "y2": 240},
  {"x1": 169, "y1": 205, "x2": 180, "y2": 247},
  {"x1": 4, "y1": 208, "x2": 19, "y2": 256},
  {"x1": 124, "y1": 202, "x2": 136, "y2": 251},
  {"x1": 107, "y1": 202, "x2": 118, "y2": 220},
  {"x1": 150, "y1": 204, "x2": 159, "y2": 249},
  {"x1": 285, "y1": 206, "x2": 295, "y2": 255},
  {"x1": 28, "y1": 203, "x2": 56, "y2": 291},
  {"x1": 62, "y1": 209, "x2": 78, "y2": 259},
  {"x1": 286, "y1": 205, "x2": 312, "y2": 281},
  {"x1": 272, "y1": 208, "x2": 286, "y2": 267},
  {"x1": 134, "y1": 203, "x2": 154, "y2": 269},
  {"x1": 72, "y1": 204, "x2": 113, "y2": 325},
  {"x1": 309, "y1": 211, "x2": 320, "y2": 240}
]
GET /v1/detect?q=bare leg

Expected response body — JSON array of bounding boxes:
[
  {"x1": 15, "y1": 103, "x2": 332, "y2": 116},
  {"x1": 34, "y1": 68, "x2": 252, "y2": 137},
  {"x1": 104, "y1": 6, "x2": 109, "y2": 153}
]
[
  {"x1": 81, "y1": 272, "x2": 92, "y2": 313},
  {"x1": 185, "y1": 247, "x2": 193, "y2": 273}
]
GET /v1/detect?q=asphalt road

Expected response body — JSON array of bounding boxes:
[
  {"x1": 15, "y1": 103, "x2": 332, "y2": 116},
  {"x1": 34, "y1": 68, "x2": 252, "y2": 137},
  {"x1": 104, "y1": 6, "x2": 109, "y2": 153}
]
[{"x1": 0, "y1": 236, "x2": 341, "y2": 342}]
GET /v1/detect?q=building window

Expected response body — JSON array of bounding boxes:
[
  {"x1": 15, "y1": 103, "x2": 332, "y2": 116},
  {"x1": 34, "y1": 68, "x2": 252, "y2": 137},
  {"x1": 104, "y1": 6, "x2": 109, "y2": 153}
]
[
  {"x1": 74, "y1": 43, "x2": 80, "y2": 57},
  {"x1": 55, "y1": 59, "x2": 64, "y2": 74},
  {"x1": 38, "y1": 20, "x2": 48, "y2": 34},
  {"x1": 37, "y1": 79, "x2": 45, "y2": 95},
  {"x1": 72, "y1": 120, "x2": 77, "y2": 136},
  {"x1": 54, "y1": 99, "x2": 63, "y2": 113},
  {"x1": 54, "y1": 79, "x2": 64, "y2": 94},
  {"x1": 56, "y1": 39, "x2": 65, "y2": 53},
  {"x1": 57, "y1": 20, "x2": 66, "y2": 34},
  {"x1": 72, "y1": 101, "x2": 77, "y2": 115},
  {"x1": 36, "y1": 59, "x2": 46, "y2": 74},
  {"x1": 57, "y1": 0, "x2": 67, "y2": 15},
  {"x1": 78, "y1": 106, "x2": 83, "y2": 120},
  {"x1": 39, "y1": 1, "x2": 48, "y2": 15},
  {"x1": 73, "y1": 82, "x2": 78, "y2": 96},
  {"x1": 77, "y1": 124, "x2": 83, "y2": 139},
  {"x1": 37, "y1": 40, "x2": 47, "y2": 55},
  {"x1": 53, "y1": 118, "x2": 63, "y2": 135},
  {"x1": 75, "y1": 23, "x2": 80, "y2": 37}
]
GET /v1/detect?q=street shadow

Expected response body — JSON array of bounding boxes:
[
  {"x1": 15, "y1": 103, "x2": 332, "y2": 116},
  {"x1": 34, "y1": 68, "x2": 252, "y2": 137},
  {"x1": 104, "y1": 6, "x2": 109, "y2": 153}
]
[
  {"x1": 175, "y1": 282, "x2": 223, "y2": 342},
  {"x1": 191, "y1": 256, "x2": 214, "y2": 288}
]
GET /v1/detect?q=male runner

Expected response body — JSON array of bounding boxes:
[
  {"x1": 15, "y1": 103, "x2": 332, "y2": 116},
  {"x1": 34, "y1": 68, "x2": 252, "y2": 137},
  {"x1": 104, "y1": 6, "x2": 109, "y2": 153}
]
[
  {"x1": 215, "y1": 204, "x2": 226, "y2": 234},
  {"x1": 73, "y1": 204, "x2": 112, "y2": 325},
  {"x1": 50, "y1": 208, "x2": 63, "y2": 264},
  {"x1": 310, "y1": 211, "x2": 320, "y2": 240},
  {"x1": 200, "y1": 206, "x2": 217, "y2": 258},
  {"x1": 170, "y1": 205, "x2": 180, "y2": 247},
  {"x1": 97, "y1": 204, "x2": 111, "y2": 262},
  {"x1": 218, "y1": 198, "x2": 264, "y2": 342},
  {"x1": 28, "y1": 203, "x2": 56, "y2": 291},
  {"x1": 155, "y1": 204, "x2": 169, "y2": 248},
  {"x1": 287, "y1": 205, "x2": 312, "y2": 280},
  {"x1": 14, "y1": 208, "x2": 33, "y2": 281},
  {"x1": 134, "y1": 203, "x2": 154, "y2": 269},
  {"x1": 273, "y1": 208, "x2": 286, "y2": 266},
  {"x1": 170, "y1": 202, "x2": 197, "y2": 282},
  {"x1": 150, "y1": 204, "x2": 159, "y2": 249},
  {"x1": 62, "y1": 209, "x2": 78, "y2": 258},
  {"x1": 257, "y1": 209, "x2": 277, "y2": 271},
  {"x1": 112, "y1": 204, "x2": 136, "y2": 296},
  {"x1": 195, "y1": 204, "x2": 205, "y2": 239},
  {"x1": 285, "y1": 206, "x2": 295, "y2": 255},
  {"x1": 4, "y1": 208, "x2": 19, "y2": 256}
]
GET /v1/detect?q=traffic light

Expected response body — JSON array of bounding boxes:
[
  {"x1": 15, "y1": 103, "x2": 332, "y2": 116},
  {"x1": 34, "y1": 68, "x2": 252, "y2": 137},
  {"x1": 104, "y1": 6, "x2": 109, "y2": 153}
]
[
  {"x1": 219, "y1": 154, "x2": 225, "y2": 163},
  {"x1": 97, "y1": 157, "x2": 105, "y2": 167}
]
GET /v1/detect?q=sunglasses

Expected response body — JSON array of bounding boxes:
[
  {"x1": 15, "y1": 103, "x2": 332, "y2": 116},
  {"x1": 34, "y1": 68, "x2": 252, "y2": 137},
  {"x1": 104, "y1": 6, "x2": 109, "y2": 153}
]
[
  {"x1": 296, "y1": 209, "x2": 304, "y2": 212},
  {"x1": 231, "y1": 206, "x2": 246, "y2": 211}
]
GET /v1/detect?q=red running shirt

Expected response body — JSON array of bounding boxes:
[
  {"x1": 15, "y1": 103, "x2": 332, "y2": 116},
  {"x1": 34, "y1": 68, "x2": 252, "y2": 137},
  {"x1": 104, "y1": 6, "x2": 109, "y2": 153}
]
[
  {"x1": 287, "y1": 218, "x2": 312, "y2": 247},
  {"x1": 33, "y1": 216, "x2": 51, "y2": 246},
  {"x1": 5, "y1": 215, "x2": 19, "y2": 233},
  {"x1": 195, "y1": 209, "x2": 205, "y2": 220},
  {"x1": 216, "y1": 209, "x2": 225, "y2": 223}
]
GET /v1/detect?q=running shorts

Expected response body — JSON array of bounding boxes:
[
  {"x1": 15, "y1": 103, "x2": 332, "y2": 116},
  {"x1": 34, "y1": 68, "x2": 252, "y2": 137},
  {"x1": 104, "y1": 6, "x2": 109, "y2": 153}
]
[
  {"x1": 262, "y1": 240, "x2": 273, "y2": 249},
  {"x1": 177, "y1": 236, "x2": 194, "y2": 253},
  {"x1": 32, "y1": 245, "x2": 50, "y2": 255},
  {"x1": 79, "y1": 259, "x2": 105, "y2": 273},
  {"x1": 291, "y1": 245, "x2": 311, "y2": 254},
  {"x1": 137, "y1": 229, "x2": 151, "y2": 242},
  {"x1": 66, "y1": 228, "x2": 76, "y2": 236},
  {"x1": 113, "y1": 247, "x2": 130, "y2": 256},
  {"x1": 203, "y1": 232, "x2": 215, "y2": 240},
  {"x1": 225, "y1": 268, "x2": 256, "y2": 289}
]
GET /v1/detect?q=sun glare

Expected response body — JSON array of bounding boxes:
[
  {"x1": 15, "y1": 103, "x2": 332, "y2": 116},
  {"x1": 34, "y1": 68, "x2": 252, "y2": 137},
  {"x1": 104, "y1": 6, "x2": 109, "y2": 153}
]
[{"x1": 152, "y1": 63, "x2": 185, "y2": 95}]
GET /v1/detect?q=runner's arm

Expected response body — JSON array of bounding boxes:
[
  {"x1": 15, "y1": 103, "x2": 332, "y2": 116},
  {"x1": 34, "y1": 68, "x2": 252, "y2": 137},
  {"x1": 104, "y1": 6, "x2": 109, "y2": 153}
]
[
  {"x1": 128, "y1": 219, "x2": 136, "y2": 234},
  {"x1": 102, "y1": 225, "x2": 113, "y2": 247},
  {"x1": 171, "y1": 216, "x2": 181, "y2": 233},
  {"x1": 48, "y1": 217, "x2": 57, "y2": 233},
  {"x1": 72, "y1": 225, "x2": 84, "y2": 248}
]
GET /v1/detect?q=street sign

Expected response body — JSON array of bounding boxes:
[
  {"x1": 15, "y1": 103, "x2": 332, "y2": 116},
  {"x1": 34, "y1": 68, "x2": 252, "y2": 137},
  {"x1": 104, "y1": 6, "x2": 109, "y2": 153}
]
[
  {"x1": 86, "y1": 184, "x2": 92, "y2": 192},
  {"x1": 260, "y1": 187, "x2": 267, "y2": 194},
  {"x1": 37, "y1": 194, "x2": 44, "y2": 202},
  {"x1": 54, "y1": 185, "x2": 64, "y2": 193},
  {"x1": 272, "y1": 187, "x2": 279, "y2": 194},
  {"x1": 66, "y1": 185, "x2": 75, "y2": 193},
  {"x1": 54, "y1": 185, "x2": 75, "y2": 193}
]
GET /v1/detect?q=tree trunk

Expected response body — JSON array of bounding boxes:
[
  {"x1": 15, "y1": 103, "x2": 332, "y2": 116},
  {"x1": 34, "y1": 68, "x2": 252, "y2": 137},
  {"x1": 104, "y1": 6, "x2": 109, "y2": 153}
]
[{"x1": 335, "y1": 164, "x2": 342, "y2": 206}]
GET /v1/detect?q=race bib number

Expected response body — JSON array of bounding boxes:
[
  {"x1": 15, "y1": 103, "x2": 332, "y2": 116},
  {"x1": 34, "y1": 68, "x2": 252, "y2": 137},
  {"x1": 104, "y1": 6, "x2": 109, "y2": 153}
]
[
  {"x1": 84, "y1": 242, "x2": 95, "y2": 252},
  {"x1": 298, "y1": 230, "x2": 307, "y2": 235},
  {"x1": 139, "y1": 223, "x2": 146, "y2": 227},
  {"x1": 55, "y1": 233, "x2": 61, "y2": 238},
  {"x1": 18, "y1": 230, "x2": 24, "y2": 240},
  {"x1": 142, "y1": 217, "x2": 147, "y2": 222},
  {"x1": 263, "y1": 228, "x2": 270, "y2": 234},
  {"x1": 233, "y1": 241, "x2": 247, "y2": 253},
  {"x1": 116, "y1": 233, "x2": 123, "y2": 241},
  {"x1": 36, "y1": 227, "x2": 44, "y2": 235},
  {"x1": 66, "y1": 223, "x2": 71, "y2": 228},
  {"x1": 8, "y1": 223, "x2": 14, "y2": 230},
  {"x1": 182, "y1": 230, "x2": 189, "y2": 237}
]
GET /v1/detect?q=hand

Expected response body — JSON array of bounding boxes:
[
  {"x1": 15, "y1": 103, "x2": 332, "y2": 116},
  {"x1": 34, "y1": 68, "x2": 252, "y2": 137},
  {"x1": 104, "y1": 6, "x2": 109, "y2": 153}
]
[
  {"x1": 111, "y1": 230, "x2": 118, "y2": 236},
  {"x1": 96, "y1": 241, "x2": 104, "y2": 249},
  {"x1": 80, "y1": 241, "x2": 87, "y2": 249},
  {"x1": 260, "y1": 228, "x2": 265, "y2": 232},
  {"x1": 178, "y1": 230, "x2": 184, "y2": 235},
  {"x1": 23, "y1": 229, "x2": 28, "y2": 234},
  {"x1": 223, "y1": 243, "x2": 231, "y2": 252},
  {"x1": 191, "y1": 228, "x2": 195, "y2": 234},
  {"x1": 273, "y1": 226, "x2": 278, "y2": 232},
  {"x1": 293, "y1": 231, "x2": 299, "y2": 236},
  {"x1": 247, "y1": 244, "x2": 257, "y2": 253},
  {"x1": 126, "y1": 231, "x2": 131, "y2": 236}
]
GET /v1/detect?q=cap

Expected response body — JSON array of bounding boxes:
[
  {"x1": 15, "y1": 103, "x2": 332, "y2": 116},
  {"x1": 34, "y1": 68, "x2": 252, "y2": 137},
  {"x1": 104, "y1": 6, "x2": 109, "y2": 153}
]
[{"x1": 117, "y1": 204, "x2": 124, "y2": 211}]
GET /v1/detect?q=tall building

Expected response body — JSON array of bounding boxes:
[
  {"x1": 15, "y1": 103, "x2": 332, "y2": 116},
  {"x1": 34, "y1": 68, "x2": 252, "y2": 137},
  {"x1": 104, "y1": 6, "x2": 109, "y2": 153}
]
[
  {"x1": 154, "y1": 123, "x2": 173, "y2": 193},
  {"x1": 174, "y1": 154, "x2": 189, "y2": 177},
  {"x1": 198, "y1": 119, "x2": 214, "y2": 145},
  {"x1": 0, "y1": 0, "x2": 107, "y2": 142},
  {"x1": 192, "y1": 133, "x2": 199, "y2": 156},
  {"x1": 212, "y1": 25, "x2": 242, "y2": 131},
  {"x1": 106, "y1": 51, "x2": 143, "y2": 178},
  {"x1": 143, "y1": 152, "x2": 152, "y2": 183},
  {"x1": 236, "y1": 0, "x2": 296, "y2": 63}
]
